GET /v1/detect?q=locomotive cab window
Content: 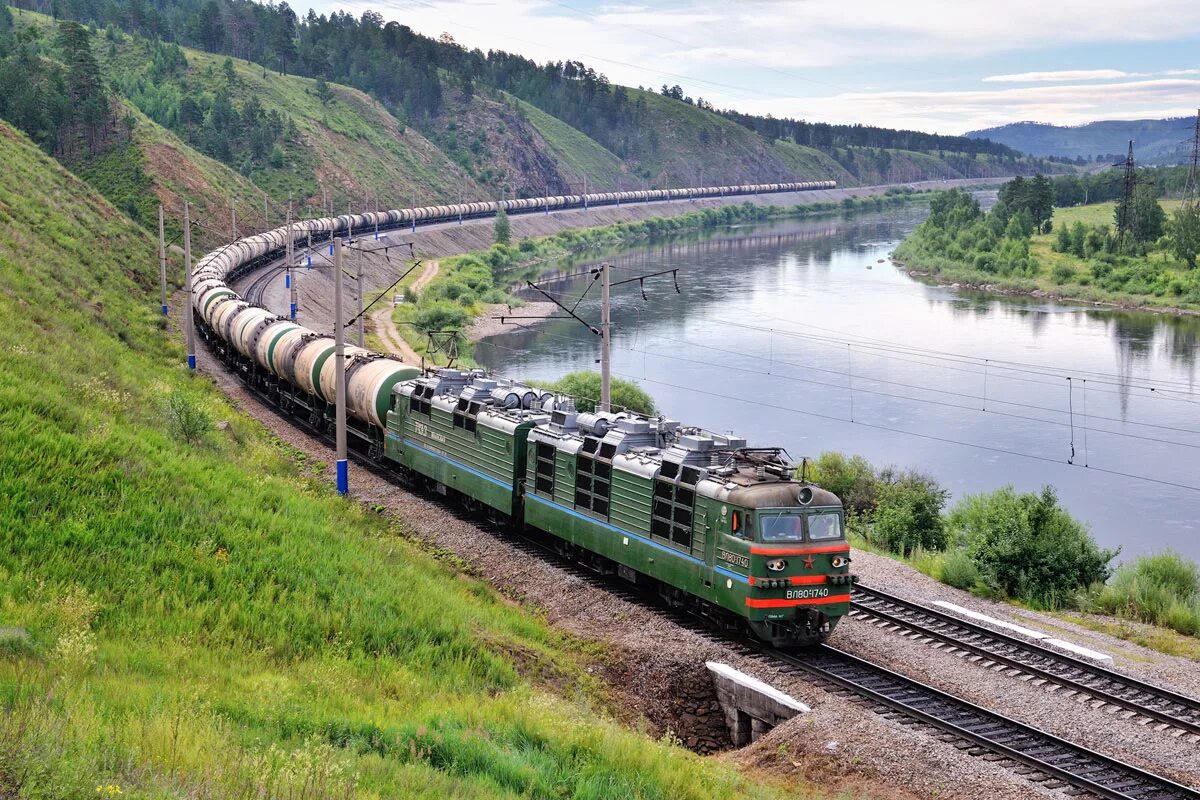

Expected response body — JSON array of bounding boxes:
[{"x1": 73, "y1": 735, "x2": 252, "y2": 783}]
[
  {"x1": 808, "y1": 512, "x2": 843, "y2": 541},
  {"x1": 759, "y1": 512, "x2": 805, "y2": 543}
]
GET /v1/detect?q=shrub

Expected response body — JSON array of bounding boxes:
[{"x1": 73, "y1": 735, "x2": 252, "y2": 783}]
[
  {"x1": 939, "y1": 549, "x2": 980, "y2": 590},
  {"x1": 493, "y1": 208, "x2": 510, "y2": 245},
  {"x1": 412, "y1": 301, "x2": 470, "y2": 335},
  {"x1": 949, "y1": 486, "x2": 1115, "y2": 607},
  {"x1": 870, "y1": 468, "x2": 948, "y2": 556},
  {"x1": 1051, "y1": 263, "x2": 1074, "y2": 285},
  {"x1": 1096, "y1": 552, "x2": 1200, "y2": 636},
  {"x1": 543, "y1": 371, "x2": 654, "y2": 415},
  {"x1": 804, "y1": 451, "x2": 876, "y2": 515},
  {"x1": 164, "y1": 389, "x2": 210, "y2": 445}
]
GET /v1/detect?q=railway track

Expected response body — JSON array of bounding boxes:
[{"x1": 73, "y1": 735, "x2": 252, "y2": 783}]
[
  {"x1": 850, "y1": 585, "x2": 1200, "y2": 739},
  {"x1": 198, "y1": 333, "x2": 1200, "y2": 800},
  {"x1": 767, "y1": 644, "x2": 1199, "y2": 800},
  {"x1": 241, "y1": 264, "x2": 285, "y2": 306}
]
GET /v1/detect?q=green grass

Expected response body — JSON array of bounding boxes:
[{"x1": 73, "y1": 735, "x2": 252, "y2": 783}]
[
  {"x1": 5, "y1": 9, "x2": 486, "y2": 213},
  {"x1": 897, "y1": 199, "x2": 1200, "y2": 311},
  {"x1": 508, "y1": 95, "x2": 627, "y2": 190},
  {"x1": 0, "y1": 121, "x2": 827, "y2": 799}
]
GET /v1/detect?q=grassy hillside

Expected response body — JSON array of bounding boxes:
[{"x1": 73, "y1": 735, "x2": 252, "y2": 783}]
[
  {"x1": 100, "y1": 30, "x2": 484, "y2": 211},
  {"x1": 0, "y1": 120, "x2": 822, "y2": 799},
  {"x1": 508, "y1": 95, "x2": 628, "y2": 191}
]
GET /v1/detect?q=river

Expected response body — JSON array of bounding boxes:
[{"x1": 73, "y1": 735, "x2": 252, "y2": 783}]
[{"x1": 475, "y1": 204, "x2": 1200, "y2": 561}]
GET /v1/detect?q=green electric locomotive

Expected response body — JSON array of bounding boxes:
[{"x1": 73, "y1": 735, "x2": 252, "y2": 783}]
[{"x1": 384, "y1": 368, "x2": 855, "y2": 647}]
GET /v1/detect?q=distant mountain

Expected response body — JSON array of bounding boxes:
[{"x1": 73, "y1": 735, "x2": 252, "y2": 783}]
[{"x1": 965, "y1": 118, "x2": 1193, "y2": 164}]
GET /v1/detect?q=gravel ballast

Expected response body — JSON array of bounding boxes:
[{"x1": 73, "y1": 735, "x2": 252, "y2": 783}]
[{"x1": 187, "y1": 180, "x2": 1200, "y2": 797}]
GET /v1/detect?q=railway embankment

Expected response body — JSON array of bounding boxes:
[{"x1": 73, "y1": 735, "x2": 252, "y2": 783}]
[
  {"x1": 238, "y1": 178, "x2": 1003, "y2": 335},
  {"x1": 210, "y1": 175, "x2": 1200, "y2": 795},
  {"x1": 0, "y1": 121, "x2": 841, "y2": 800}
]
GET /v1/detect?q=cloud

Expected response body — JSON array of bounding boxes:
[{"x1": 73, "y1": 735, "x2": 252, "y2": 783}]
[
  {"x1": 314, "y1": 0, "x2": 1200, "y2": 131},
  {"x1": 982, "y1": 69, "x2": 1141, "y2": 83},
  {"x1": 736, "y1": 79, "x2": 1200, "y2": 134}
]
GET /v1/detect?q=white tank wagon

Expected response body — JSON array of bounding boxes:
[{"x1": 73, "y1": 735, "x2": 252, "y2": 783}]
[
  {"x1": 292, "y1": 336, "x2": 338, "y2": 400},
  {"x1": 185, "y1": 180, "x2": 837, "y2": 445},
  {"x1": 318, "y1": 345, "x2": 370, "y2": 404},
  {"x1": 347, "y1": 357, "x2": 422, "y2": 429}
]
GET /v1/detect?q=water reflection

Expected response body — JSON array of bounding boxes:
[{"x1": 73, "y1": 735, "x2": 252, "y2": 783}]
[{"x1": 478, "y1": 207, "x2": 1200, "y2": 560}]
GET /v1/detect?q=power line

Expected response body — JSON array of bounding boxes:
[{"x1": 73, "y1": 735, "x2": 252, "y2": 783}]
[
  {"x1": 477, "y1": 335, "x2": 1200, "y2": 494},
  {"x1": 707, "y1": 315, "x2": 1200, "y2": 398},
  {"x1": 496, "y1": 324, "x2": 1200, "y2": 450}
]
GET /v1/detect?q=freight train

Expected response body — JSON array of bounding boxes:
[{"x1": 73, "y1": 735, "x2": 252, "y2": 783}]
[{"x1": 191, "y1": 181, "x2": 854, "y2": 647}]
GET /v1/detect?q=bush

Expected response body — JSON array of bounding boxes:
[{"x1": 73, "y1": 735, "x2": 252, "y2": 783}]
[
  {"x1": 949, "y1": 486, "x2": 1115, "y2": 607},
  {"x1": 542, "y1": 371, "x2": 655, "y2": 415},
  {"x1": 1051, "y1": 263, "x2": 1074, "y2": 285},
  {"x1": 493, "y1": 208, "x2": 510, "y2": 245},
  {"x1": 939, "y1": 549, "x2": 980, "y2": 590},
  {"x1": 163, "y1": 389, "x2": 210, "y2": 445},
  {"x1": 1096, "y1": 552, "x2": 1200, "y2": 636},
  {"x1": 805, "y1": 451, "x2": 876, "y2": 515},
  {"x1": 412, "y1": 301, "x2": 470, "y2": 335},
  {"x1": 870, "y1": 468, "x2": 949, "y2": 556}
]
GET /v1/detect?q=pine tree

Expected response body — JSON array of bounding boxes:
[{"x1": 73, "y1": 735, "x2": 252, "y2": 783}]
[
  {"x1": 493, "y1": 208, "x2": 510, "y2": 245},
  {"x1": 1169, "y1": 204, "x2": 1200, "y2": 268}
]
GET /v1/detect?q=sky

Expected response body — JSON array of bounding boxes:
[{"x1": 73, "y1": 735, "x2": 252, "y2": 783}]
[{"x1": 307, "y1": 0, "x2": 1200, "y2": 135}]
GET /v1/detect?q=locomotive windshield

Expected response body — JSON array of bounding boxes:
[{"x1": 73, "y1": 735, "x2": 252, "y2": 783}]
[
  {"x1": 759, "y1": 513, "x2": 804, "y2": 542},
  {"x1": 757, "y1": 509, "x2": 843, "y2": 543},
  {"x1": 808, "y1": 512, "x2": 842, "y2": 540}
]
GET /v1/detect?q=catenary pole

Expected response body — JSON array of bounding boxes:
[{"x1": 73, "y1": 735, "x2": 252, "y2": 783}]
[
  {"x1": 287, "y1": 202, "x2": 297, "y2": 320},
  {"x1": 157, "y1": 203, "x2": 168, "y2": 315},
  {"x1": 334, "y1": 237, "x2": 348, "y2": 496},
  {"x1": 356, "y1": 246, "x2": 365, "y2": 348},
  {"x1": 600, "y1": 262, "x2": 611, "y2": 412},
  {"x1": 183, "y1": 200, "x2": 196, "y2": 371}
]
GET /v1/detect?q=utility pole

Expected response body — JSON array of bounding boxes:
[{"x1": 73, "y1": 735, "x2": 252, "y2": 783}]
[
  {"x1": 157, "y1": 203, "x2": 168, "y2": 316},
  {"x1": 263, "y1": 192, "x2": 269, "y2": 227},
  {"x1": 1117, "y1": 140, "x2": 1138, "y2": 244},
  {"x1": 1184, "y1": 108, "x2": 1200, "y2": 204},
  {"x1": 231, "y1": 203, "x2": 237, "y2": 241},
  {"x1": 334, "y1": 237, "x2": 348, "y2": 496},
  {"x1": 516, "y1": 264, "x2": 679, "y2": 414},
  {"x1": 600, "y1": 261, "x2": 611, "y2": 412},
  {"x1": 356, "y1": 246, "x2": 365, "y2": 348},
  {"x1": 183, "y1": 200, "x2": 196, "y2": 371},
  {"x1": 583, "y1": 175, "x2": 588, "y2": 212},
  {"x1": 287, "y1": 202, "x2": 297, "y2": 320}
]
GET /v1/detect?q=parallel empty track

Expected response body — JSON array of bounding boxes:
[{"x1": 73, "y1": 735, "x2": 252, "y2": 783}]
[
  {"x1": 850, "y1": 585, "x2": 1200, "y2": 739},
  {"x1": 768, "y1": 644, "x2": 1199, "y2": 800},
  {"x1": 204, "y1": 335, "x2": 1199, "y2": 799}
]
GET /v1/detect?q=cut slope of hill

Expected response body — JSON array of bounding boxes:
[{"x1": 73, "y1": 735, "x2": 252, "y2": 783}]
[
  {"x1": 0, "y1": 118, "x2": 817, "y2": 798},
  {"x1": 421, "y1": 85, "x2": 573, "y2": 198},
  {"x1": 57, "y1": 14, "x2": 486, "y2": 212},
  {"x1": 966, "y1": 118, "x2": 1193, "y2": 164},
  {"x1": 508, "y1": 94, "x2": 628, "y2": 191}
]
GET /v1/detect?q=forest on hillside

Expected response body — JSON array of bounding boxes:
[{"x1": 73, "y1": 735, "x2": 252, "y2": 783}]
[{"x1": 8, "y1": 0, "x2": 1016, "y2": 164}]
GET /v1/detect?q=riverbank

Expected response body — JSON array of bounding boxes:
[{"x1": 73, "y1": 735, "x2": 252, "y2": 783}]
[
  {"x1": 894, "y1": 199, "x2": 1200, "y2": 316},
  {"x1": 394, "y1": 188, "x2": 943, "y2": 362},
  {"x1": 241, "y1": 178, "x2": 1004, "y2": 337}
]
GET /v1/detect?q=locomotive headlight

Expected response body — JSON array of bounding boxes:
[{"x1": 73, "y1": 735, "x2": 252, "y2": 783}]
[
  {"x1": 766, "y1": 558, "x2": 788, "y2": 572},
  {"x1": 831, "y1": 556, "x2": 849, "y2": 568}
]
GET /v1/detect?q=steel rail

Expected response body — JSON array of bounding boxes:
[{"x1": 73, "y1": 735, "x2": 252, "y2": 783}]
[
  {"x1": 850, "y1": 585, "x2": 1200, "y2": 738},
  {"x1": 773, "y1": 644, "x2": 1199, "y2": 800}
]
